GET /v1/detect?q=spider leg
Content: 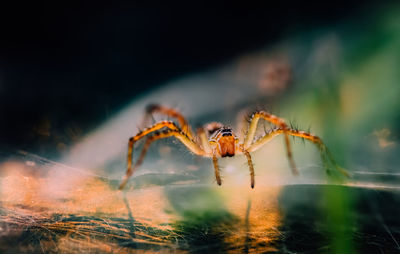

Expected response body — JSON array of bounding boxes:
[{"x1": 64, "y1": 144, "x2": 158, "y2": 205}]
[
  {"x1": 239, "y1": 145, "x2": 255, "y2": 188},
  {"x1": 198, "y1": 122, "x2": 228, "y2": 186},
  {"x1": 142, "y1": 104, "x2": 195, "y2": 139},
  {"x1": 212, "y1": 155, "x2": 222, "y2": 186},
  {"x1": 244, "y1": 111, "x2": 297, "y2": 175},
  {"x1": 235, "y1": 108, "x2": 252, "y2": 141},
  {"x1": 126, "y1": 121, "x2": 181, "y2": 180},
  {"x1": 196, "y1": 127, "x2": 212, "y2": 154},
  {"x1": 283, "y1": 129, "x2": 349, "y2": 177},
  {"x1": 119, "y1": 122, "x2": 205, "y2": 190},
  {"x1": 132, "y1": 121, "x2": 181, "y2": 141},
  {"x1": 247, "y1": 128, "x2": 349, "y2": 177},
  {"x1": 246, "y1": 128, "x2": 284, "y2": 152}
]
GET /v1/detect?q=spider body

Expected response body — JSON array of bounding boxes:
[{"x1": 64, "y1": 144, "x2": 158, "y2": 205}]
[
  {"x1": 209, "y1": 127, "x2": 238, "y2": 157},
  {"x1": 119, "y1": 104, "x2": 347, "y2": 190}
]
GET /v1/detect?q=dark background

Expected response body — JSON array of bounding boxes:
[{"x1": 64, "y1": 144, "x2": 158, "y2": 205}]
[{"x1": 0, "y1": 0, "x2": 386, "y2": 155}]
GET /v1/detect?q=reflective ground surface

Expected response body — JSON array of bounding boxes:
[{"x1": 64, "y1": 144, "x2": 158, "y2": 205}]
[{"x1": 1, "y1": 152, "x2": 399, "y2": 253}]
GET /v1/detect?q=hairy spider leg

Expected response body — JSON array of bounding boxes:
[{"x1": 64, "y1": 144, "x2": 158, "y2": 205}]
[
  {"x1": 196, "y1": 127, "x2": 212, "y2": 154},
  {"x1": 285, "y1": 130, "x2": 349, "y2": 177},
  {"x1": 142, "y1": 104, "x2": 195, "y2": 140},
  {"x1": 235, "y1": 108, "x2": 252, "y2": 141},
  {"x1": 127, "y1": 121, "x2": 180, "y2": 175},
  {"x1": 247, "y1": 128, "x2": 349, "y2": 177},
  {"x1": 212, "y1": 154, "x2": 222, "y2": 186},
  {"x1": 208, "y1": 141, "x2": 255, "y2": 188},
  {"x1": 246, "y1": 128, "x2": 284, "y2": 152},
  {"x1": 120, "y1": 121, "x2": 204, "y2": 190},
  {"x1": 239, "y1": 145, "x2": 255, "y2": 188},
  {"x1": 244, "y1": 111, "x2": 298, "y2": 175}
]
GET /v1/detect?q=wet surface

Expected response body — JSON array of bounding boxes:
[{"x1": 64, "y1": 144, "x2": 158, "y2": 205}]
[{"x1": 0, "y1": 154, "x2": 399, "y2": 253}]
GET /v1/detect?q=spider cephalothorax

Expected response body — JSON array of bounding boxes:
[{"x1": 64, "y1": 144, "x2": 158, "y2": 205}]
[
  {"x1": 209, "y1": 127, "x2": 238, "y2": 157},
  {"x1": 119, "y1": 104, "x2": 348, "y2": 190}
]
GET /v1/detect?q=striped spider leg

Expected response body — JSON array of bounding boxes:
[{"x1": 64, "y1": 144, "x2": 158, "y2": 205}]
[
  {"x1": 141, "y1": 104, "x2": 195, "y2": 140},
  {"x1": 246, "y1": 126, "x2": 349, "y2": 177},
  {"x1": 243, "y1": 111, "x2": 298, "y2": 175},
  {"x1": 119, "y1": 120, "x2": 205, "y2": 190}
]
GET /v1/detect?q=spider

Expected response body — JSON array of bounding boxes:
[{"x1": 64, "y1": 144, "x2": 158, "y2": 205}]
[{"x1": 119, "y1": 104, "x2": 348, "y2": 189}]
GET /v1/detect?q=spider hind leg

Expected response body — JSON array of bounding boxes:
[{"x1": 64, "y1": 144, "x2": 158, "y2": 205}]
[{"x1": 247, "y1": 127, "x2": 349, "y2": 177}]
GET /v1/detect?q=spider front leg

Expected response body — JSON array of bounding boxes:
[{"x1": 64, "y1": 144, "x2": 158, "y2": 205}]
[
  {"x1": 212, "y1": 154, "x2": 222, "y2": 186},
  {"x1": 196, "y1": 127, "x2": 212, "y2": 154},
  {"x1": 198, "y1": 122, "x2": 228, "y2": 186},
  {"x1": 244, "y1": 111, "x2": 298, "y2": 175},
  {"x1": 142, "y1": 104, "x2": 195, "y2": 140},
  {"x1": 239, "y1": 145, "x2": 255, "y2": 188},
  {"x1": 119, "y1": 122, "x2": 204, "y2": 190},
  {"x1": 210, "y1": 144, "x2": 255, "y2": 188}
]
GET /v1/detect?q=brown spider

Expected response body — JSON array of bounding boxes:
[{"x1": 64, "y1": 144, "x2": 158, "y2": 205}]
[{"x1": 119, "y1": 104, "x2": 347, "y2": 190}]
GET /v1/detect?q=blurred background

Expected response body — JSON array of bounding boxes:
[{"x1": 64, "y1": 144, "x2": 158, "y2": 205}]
[{"x1": 0, "y1": 1, "x2": 400, "y2": 253}]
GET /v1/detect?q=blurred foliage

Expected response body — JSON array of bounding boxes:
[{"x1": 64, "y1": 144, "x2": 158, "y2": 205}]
[{"x1": 278, "y1": 6, "x2": 400, "y2": 254}]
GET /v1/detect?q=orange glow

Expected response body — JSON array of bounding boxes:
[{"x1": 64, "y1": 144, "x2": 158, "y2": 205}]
[
  {"x1": 221, "y1": 186, "x2": 282, "y2": 253},
  {"x1": 0, "y1": 159, "x2": 283, "y2": 253}
]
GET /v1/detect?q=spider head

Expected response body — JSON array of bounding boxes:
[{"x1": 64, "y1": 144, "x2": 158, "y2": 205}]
[{"x1": 211, "y1": 127, "x2": 238, "y2": 157}]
